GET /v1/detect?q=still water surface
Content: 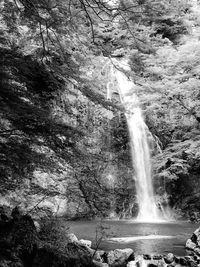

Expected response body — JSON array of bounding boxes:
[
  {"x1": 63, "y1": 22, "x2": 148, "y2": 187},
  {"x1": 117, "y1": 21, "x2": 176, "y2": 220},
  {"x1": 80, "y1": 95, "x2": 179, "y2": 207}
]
[{"x1": 68, "y1": 220, "x2": 198, "y2": 256}]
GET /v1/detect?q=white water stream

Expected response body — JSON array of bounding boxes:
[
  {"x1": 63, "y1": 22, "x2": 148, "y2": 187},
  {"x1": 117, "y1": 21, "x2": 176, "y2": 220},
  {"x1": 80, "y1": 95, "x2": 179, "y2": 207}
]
[{"x1": 112, "y1": 61, "x2": 162, "y2": 222}]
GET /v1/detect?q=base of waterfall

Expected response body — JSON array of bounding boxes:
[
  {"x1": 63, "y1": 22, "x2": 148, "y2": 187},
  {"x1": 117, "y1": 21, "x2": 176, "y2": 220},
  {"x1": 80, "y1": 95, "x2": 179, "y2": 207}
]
[
  {"x1": 133, "y1": 215, "x2": 175, "y2": 223},
  {"x1": 108, "y1": 210, "x2": 175, "y2": 223},
  {"x1": 108, "y1": 204, "x2": 175, "y2": 222}
]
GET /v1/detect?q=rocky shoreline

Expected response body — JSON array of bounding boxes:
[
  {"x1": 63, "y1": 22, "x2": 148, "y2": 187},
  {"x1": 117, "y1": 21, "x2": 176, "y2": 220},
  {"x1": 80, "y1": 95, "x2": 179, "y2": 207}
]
[
  {"x1": 0, "y1": 207, "x2": 200, "y2": 267},
  {"x1": 186, "y1": 227, "x2": 200, "y2": 258}
]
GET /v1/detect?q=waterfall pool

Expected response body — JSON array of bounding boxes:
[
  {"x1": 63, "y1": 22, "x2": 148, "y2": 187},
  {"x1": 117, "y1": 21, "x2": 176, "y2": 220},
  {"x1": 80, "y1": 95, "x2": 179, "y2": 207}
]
[{"x1": 68, "y1": 220, "x2": 197, "y2": 256}]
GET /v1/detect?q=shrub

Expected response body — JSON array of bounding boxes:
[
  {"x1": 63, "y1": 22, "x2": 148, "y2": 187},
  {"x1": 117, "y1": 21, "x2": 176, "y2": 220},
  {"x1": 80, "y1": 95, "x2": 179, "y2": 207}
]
[{"x1": 39, "y1": 217, "x2": 70, "y2": 253}]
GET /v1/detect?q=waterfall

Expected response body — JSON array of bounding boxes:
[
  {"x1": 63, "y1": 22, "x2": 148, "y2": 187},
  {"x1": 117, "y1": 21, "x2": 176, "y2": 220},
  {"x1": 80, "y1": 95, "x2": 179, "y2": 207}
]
[
  {"x1": 113, "y1": 62, "x2": 162, "y2": 222},
  {"x1": 127, "y1": 107, "x2": 160, "y2": 222}
]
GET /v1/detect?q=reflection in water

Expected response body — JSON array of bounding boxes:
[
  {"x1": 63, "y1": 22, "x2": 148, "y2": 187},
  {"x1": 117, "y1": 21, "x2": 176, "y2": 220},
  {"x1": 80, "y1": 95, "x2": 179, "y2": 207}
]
[{"x1": 107, "y1": 235, "x2": 175, "y2": 243}]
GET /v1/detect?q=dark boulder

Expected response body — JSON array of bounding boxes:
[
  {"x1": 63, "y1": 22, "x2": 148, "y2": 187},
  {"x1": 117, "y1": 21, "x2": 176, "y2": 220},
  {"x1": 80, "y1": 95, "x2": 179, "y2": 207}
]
[
  {"x1": 143, "y1": 254, "x2": 151, "y2": 260},
  {"x1": 186, "y1": 227, "x2": 200, "y2": 256},
  {"x1": 164, "y1": 253, "x2": 174, "y2": 264},
  {"x1": 0, "y1": 207, "x2": 38, "y2": 267}
]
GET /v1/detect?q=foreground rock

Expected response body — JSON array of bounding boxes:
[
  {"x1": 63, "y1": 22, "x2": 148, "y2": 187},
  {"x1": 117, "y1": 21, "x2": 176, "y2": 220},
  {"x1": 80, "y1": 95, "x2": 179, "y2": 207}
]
[
  {"x1": 126, "y1": 254, "x2": 200, "y2": 267},
  {"x1": 164, "y1": 253, "x2": 174, "y2": 264},
  {"x1": 107, "y1": 248, "x2": 134, "y2": 266},
  {"x1": 186, "y1": 226, "x2": 200, "y2": 256},
  {"x1": 79, "y1": 239, "x2": 92, "y2": 248}
]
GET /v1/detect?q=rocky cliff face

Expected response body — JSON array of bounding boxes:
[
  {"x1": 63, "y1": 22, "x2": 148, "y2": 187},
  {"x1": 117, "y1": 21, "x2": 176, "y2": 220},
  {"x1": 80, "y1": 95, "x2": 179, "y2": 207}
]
[
  {"x1": 153, "y1": 132, "x2": 200, "y2": 220},
  {"x1": 0, "y1": 48, "x2": 136, "y2": 219}
]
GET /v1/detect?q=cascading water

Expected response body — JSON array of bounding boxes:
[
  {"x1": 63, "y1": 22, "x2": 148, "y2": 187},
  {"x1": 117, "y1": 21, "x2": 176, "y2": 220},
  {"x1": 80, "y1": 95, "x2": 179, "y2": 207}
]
[
  {"x1": 112, "y1": 61, "x2": 162, "y2": 222},
  {"x1": 127, "y1": 107, "x2": 160, "y2": 222}
]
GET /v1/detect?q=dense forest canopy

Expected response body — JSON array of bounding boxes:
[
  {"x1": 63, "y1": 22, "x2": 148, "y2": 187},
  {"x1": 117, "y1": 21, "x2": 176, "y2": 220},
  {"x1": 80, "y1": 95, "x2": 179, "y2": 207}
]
[{"x1": 0, "y1": 0, "x2": 200, "y2": 220}]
